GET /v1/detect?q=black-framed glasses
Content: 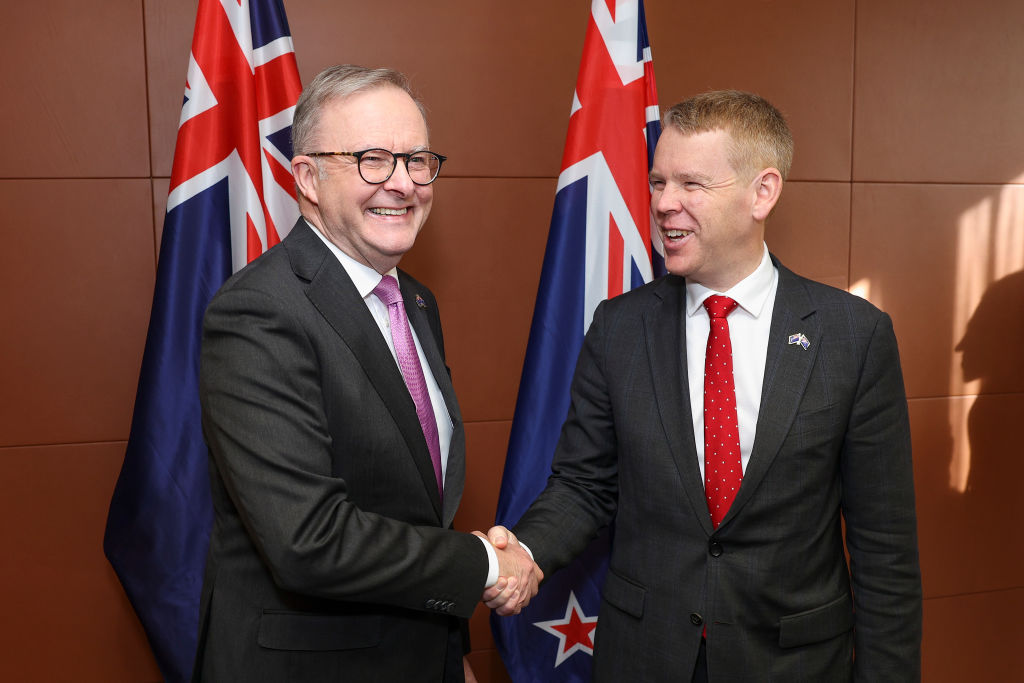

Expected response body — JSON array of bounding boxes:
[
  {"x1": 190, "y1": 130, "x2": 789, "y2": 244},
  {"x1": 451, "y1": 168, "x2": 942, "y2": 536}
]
[{"x1": 307, "y1": 148, "x2": 447, "y2": 186}]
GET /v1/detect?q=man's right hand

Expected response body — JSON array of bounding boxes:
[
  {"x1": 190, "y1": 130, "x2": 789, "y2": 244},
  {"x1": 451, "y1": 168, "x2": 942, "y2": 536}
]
[{"x1": 474, "y1": 526, "x2": 543, "y2": 616}]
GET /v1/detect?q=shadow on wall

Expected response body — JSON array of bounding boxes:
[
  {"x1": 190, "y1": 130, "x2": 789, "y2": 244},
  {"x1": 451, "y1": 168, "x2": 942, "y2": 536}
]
[
  {"x1": 947, "y1": 180, "x2": 1024, "y2": 495},
  {"x1": 911, "y1": 265, "x2": 1024, "y2": 602},
  {"x1": 863, "y1": 180, "x2": 1024, "y2": 607},
  {"x1": 954, "y1": 269, "x2": 1024, "y2": 510}
]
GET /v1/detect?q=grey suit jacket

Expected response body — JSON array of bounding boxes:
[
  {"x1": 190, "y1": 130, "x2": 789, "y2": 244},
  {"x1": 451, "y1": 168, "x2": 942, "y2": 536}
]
[
  {"x1": 192, "y1": 219, "x2": 488, "y2": 682},
  {"x1": 515, "y1": 257, "x2": 922, "y2": 682}
]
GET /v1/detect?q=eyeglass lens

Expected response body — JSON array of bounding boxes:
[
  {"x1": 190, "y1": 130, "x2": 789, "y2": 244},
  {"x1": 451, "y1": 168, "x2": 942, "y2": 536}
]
[{"x1": 359, "y1": 150, "x2": 442, "y2": 185}]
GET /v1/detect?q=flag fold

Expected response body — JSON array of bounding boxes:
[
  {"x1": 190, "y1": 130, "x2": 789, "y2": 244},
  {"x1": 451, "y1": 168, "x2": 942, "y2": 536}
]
[
  {"x1": 493, "y1": 1, "x2": 662, "y2": 680},
  {"x1": 103, "y1": 1, "x2": 301, "y2": 679}
]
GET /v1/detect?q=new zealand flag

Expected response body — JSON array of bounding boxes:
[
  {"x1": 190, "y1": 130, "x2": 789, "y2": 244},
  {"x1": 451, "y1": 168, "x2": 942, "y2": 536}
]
[{"x1": 493, "y1": 1, "x2": 662, "y2": 680}]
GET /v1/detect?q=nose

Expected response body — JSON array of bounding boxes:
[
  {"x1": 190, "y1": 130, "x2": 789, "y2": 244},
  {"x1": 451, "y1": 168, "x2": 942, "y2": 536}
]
[
  {"x1": 381, "y1": 158, "x2": 416, "y2": 194},
  {"x1": 651, "y1": 184, "x2": 679, "y2": 216}
]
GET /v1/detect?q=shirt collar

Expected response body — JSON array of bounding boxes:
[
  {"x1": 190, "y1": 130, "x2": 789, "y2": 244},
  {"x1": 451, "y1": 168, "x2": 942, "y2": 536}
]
[
  {"x1": 305, "y1": 217, "x2": 398, "y2": 298},
  {"x1": 685, "y1": 243, "x2": 777, "y2": 318}
]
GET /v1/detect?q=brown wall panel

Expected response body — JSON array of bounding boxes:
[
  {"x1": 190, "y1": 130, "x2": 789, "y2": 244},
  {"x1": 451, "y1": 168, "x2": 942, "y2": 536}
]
[
  {"x1": 0, "y1": 443, "x2": 160, "y2": 681},
  {"x1": 1, "y1": 1, "x2": 150, "y2": 178},
  {"x1": 401, "y1": 178, "x2": 556, "y2": 423},
  {"x1": 466, "y1": 648, "x2": 513, "y2": 683},
  {"x1": 850, "y1": 182, "x2": 1024, "y2": 400},
  {"x1": 647, "y1": 0, "x2": 855, "y2": 182},
  {"x1": 922, "y1": 589, "x2": 1024, "y2": 681},
  {"x1": 152, "y1": 177, "x2": 170, "y2": 260},
  {"x1": 767, "y1": 180, "x2": 851, "y2": 288},
  {"x1": 145, "y1": 0, "x2": 201, "y2": 178},
  {"x1": 909, "y1": 396, "x2": 1023, "y2": 597},
  {"x1": 455, "y1": 421, "x2": 513, "y2": 538},
  {"x1": 0, "y1": 179, "x2": 154, "y2": 447},
  {"x1": 855, "y1": 0, "x2": 1024, "y2": 183}
]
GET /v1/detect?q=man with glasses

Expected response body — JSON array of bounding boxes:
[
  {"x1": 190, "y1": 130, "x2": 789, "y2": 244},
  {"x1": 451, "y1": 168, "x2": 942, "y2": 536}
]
[{"x1": 193, "y1": 65, "x2": 540, "y2": 682}]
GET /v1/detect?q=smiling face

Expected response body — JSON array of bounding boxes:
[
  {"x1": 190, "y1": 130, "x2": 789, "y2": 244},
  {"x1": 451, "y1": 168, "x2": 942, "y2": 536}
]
[
  {"x1": 292, "y1": 85, "x2": 433, "y2": 273},
  {"x1": 649, "y1": 128, "x2": 768, "y2": 291}
]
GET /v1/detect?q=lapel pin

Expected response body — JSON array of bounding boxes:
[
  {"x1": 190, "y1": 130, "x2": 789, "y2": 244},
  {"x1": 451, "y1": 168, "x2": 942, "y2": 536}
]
[
  {"x1": 415, "y1": 294, "x2": 427, "y2": 310},
  {"x1": 788, "y1": 333, "x2": 810, "y2": 350}
]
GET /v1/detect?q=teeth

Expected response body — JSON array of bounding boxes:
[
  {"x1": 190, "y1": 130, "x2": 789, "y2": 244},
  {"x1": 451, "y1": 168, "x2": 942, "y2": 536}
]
[
  {"x1": 370, "y1": 207, "x2": 408, "y2": 216},
  {"x1": 665, "y1": 229, "x2": 690, "y2": 238}
]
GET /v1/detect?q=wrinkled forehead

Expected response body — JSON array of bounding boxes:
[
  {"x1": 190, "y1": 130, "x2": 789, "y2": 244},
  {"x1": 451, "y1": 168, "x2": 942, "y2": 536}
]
[{"x1": 317, "y1": 86, "x2": 430, "y2": 149}]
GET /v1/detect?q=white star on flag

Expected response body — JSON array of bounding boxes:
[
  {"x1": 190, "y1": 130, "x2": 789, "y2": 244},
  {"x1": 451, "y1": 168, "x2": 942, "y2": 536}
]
[{"x1": 533, "y1": 590, "x2": 600, "y2": 667}]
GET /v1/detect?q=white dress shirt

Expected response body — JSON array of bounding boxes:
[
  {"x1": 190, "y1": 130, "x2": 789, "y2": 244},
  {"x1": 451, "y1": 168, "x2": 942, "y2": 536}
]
[
  {"x1": 308, "y1": 220, "x2": 499, "y2": 586},
  {"x1": 685, "y1": 244, "x2": 778, "y2": 482},
  {"x1": 308, "y1": 221, "x2": 454, "y2": 481}
]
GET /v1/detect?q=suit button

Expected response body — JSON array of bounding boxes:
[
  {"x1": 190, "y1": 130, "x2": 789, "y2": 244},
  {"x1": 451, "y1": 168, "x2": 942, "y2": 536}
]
[
  {"x1": 709, "y1": 540, "x2": 723, "y2": 557},
  {"x1": 426, "y1": 599, "x2": 437, "y2": 610},
  {"x1": 689, "y1": 613, "x2": 703, "y2": 626}
]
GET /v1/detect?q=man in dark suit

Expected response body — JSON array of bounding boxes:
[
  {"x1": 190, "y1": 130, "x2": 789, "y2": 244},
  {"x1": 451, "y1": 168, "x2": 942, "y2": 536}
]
[
  {"x1": 193, "y1": 65, "x2": 540, "y2": 682},
  {"x1": 486, "y1": 91, "x2": 922, "y2": 681}
]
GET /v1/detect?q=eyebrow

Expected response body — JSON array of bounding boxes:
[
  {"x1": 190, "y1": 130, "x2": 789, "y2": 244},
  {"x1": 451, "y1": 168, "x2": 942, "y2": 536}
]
[
  {"x1": 651, "y1": 169, "x2": 714, "y2": 184},
  {"x1": 350, "y1": 143, "x2": 431, "y2": 153}
]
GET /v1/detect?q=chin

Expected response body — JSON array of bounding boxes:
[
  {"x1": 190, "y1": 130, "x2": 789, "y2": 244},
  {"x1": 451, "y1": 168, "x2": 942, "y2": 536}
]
[
  {"x1": 379, "y1": 237, "x2": 420, "y2": 259},
  {"x1": 664, "y1": 257, "x2": 693, "y2": 278}
]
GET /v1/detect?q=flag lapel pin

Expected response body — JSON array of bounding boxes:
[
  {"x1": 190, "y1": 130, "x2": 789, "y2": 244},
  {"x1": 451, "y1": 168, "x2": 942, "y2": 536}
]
[
  {"x1": 415, "y1": 294, "x2": 427, "y2": 309},
  {"x1": 788, "y1": 333, "x2": 810, "y2": 350}
]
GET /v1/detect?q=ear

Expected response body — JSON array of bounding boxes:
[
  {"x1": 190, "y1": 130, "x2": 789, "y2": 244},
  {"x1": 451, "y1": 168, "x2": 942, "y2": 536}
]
[
  {"x1": 291, "y1": 156, "x2": 321, "y2": 207},
  {"x1": 751, "y1": 168, "x2": 783, "y2": 222}
]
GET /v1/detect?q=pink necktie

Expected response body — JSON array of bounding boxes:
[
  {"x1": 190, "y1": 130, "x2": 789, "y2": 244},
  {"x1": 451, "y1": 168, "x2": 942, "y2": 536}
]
[
  {"x1": 703, "y1": 295, "x2": 742, "y2": 529},
  {"x1": 373, "y1": 275, "x2": 443, "y2": 497}
]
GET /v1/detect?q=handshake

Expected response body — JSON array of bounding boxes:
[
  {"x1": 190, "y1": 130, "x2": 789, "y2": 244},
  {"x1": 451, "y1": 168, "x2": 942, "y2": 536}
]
[{"x1": 473, "y1": 526, "x2": 544, "y2": 616}]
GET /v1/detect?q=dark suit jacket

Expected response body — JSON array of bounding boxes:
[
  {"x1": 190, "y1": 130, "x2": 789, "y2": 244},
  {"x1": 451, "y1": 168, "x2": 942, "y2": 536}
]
[
  {"x1": 515, "y1": 257, "x2": 922, "y2": 682},
  {"x1": 192, "y1": 219, "x2": 488, "y2": 682}
]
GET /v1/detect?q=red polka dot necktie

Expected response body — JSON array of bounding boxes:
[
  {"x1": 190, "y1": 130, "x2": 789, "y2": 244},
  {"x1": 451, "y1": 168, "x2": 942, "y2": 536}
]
[
  {"x1": 703, "y1": 295, "x2": 741, "y2": 529},
  {"x1": 373, "y1": 275, "x2": 443, "y2": 498}
]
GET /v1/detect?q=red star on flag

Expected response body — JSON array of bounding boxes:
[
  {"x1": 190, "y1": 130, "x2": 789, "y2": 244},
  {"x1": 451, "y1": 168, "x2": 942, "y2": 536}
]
[{"x1": 533, "y1": 591, "x2": 600, "y2": 666}]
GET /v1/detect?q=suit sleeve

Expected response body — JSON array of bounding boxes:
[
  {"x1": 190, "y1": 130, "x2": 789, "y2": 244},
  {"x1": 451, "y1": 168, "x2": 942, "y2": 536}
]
[
  {"x1": 513, "y1": 300, "x2": 620, "y2": 576},
  {"x1": 840, "y1": 312, "x2": 922, "y2": 680},
  {"x1": 200, "y1": 284, "x2": 488, "y2": 618}
]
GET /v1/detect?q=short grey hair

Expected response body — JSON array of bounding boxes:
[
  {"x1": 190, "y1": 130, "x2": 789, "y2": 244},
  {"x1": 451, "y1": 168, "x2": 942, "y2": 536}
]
[{"x1": 291, "y1": 64, "x2": 426, "y2": 158}]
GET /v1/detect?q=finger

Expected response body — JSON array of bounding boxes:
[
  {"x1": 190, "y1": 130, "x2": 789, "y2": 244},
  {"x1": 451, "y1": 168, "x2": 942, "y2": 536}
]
[
  {"x1": 496, "y1": 598, "x2": 522, "y2": 616},
  {"x1": 481, "y1": 577, "x2": 508, "y2": 602},
  {"x1": 484, "y1": 579, "x2": 520, "y2": 609},
  {"x1": 487, "y1": 525, "x2": 515, "y2": 549},
  {"x1": 485, "y1": 588, "x2": 517, "y2": 610}
]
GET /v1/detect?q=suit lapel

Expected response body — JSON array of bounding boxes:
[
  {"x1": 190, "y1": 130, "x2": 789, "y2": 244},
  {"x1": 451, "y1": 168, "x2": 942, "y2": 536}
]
[
  {"x1": 286, "y1": 221, "x2": 444, "y2": 522},
  {"x1": 645, "y1": 276, "x2": 715, "y2": 536},
  {"x1": 724, "y1": 260, "x2": 821, "y2": 524},
  {"x1": 400, "y1": 273, "x2": 465, "y2": 528}
]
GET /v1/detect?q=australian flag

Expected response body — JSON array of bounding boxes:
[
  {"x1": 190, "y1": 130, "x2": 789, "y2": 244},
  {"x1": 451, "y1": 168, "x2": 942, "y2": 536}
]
[
  {"x1": 492, "y1": 1, "x2": 662, "y2": 680},
  {"x1": 102, "y1": 1, "x2": 301, "y2": 680}
]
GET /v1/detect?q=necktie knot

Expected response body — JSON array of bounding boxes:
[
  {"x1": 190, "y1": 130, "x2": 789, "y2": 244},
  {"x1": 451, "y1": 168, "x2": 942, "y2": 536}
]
[
  {"x1": 373, "y1": 275, "x2": 403, "y2": 306},
  {"x1": 704, "y1": 295, "x2": 738, "y2": 319}
]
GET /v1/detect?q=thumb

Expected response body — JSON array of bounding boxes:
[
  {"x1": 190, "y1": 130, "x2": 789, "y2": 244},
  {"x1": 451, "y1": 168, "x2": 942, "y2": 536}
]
[{"x1": 488, "y1": 525, "x2": 511, "y2": 548}]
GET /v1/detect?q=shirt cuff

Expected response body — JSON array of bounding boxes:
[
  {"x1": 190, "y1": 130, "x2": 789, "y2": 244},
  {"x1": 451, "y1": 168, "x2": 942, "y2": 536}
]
[{"x1": 478, "y1": 535, "x2": 499, "y2": 588}]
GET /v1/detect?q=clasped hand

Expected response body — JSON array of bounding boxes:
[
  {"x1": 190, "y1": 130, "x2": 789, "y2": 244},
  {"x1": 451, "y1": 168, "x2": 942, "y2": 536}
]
[{"x1": 473, "y1": 526, "x2": 543, "y2": 616}]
